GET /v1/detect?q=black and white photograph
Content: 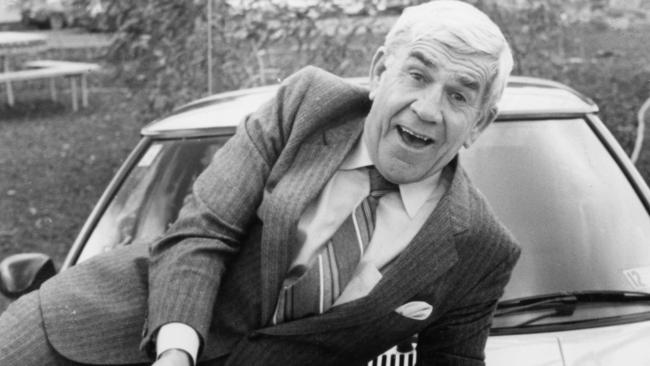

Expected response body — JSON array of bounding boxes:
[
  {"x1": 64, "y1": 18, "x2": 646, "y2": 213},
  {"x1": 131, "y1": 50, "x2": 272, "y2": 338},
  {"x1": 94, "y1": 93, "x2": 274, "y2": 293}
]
[{"x1": 1, "y1": 0, "x2": 650, "y2": 365}]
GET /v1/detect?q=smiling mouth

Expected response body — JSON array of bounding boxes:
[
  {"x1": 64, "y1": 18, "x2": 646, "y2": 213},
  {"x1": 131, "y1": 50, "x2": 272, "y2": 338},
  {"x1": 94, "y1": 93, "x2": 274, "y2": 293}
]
[{"x1": 397, "y1": 125, "x2": 434, "y2": 148}]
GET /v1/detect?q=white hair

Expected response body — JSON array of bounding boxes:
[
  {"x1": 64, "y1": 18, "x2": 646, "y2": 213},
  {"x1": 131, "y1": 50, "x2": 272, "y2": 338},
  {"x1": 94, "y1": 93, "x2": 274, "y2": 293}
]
[{"x1": 384, "y1": 0, "x2": 514, "y2": 110}]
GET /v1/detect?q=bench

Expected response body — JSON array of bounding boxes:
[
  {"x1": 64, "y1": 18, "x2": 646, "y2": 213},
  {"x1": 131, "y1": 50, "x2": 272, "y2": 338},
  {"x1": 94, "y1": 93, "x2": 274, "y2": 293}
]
[{"x1": 0, "y1": 60, "x2": 100, "y2": 111}]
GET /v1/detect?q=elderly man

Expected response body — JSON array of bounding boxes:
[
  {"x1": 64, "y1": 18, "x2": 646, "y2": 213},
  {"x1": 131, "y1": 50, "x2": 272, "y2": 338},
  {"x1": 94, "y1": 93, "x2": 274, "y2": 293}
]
[{"x1": 0, "y1": 1, "x2": 519, "y2": 365}]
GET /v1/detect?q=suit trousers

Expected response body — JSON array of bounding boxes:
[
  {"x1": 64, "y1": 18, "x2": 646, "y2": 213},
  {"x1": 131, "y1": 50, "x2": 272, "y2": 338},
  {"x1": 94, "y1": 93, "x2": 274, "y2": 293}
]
[
  {"x1": 0, "y1": 290, "x2": 94, "y2": 366},
  {"x1": 0, "y1": 290, "x2": 228, "y2": 366}
]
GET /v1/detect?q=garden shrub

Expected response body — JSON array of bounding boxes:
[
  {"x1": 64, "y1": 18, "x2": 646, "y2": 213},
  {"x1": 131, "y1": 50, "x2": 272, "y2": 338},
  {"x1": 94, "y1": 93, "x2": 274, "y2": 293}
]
[{"x1": 105, "y1": 0, "x2": 383, "y2": 118}]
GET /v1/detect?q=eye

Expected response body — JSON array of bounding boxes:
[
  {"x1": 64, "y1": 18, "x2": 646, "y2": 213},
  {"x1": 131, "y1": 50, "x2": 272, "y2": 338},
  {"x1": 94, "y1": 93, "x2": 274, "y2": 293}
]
[
  {"x1": 408, "y1": 71, "x2": 424, "y2": 82},
  {"x1": 450, "y1": 92, "x2": 467, "y2": 103}
]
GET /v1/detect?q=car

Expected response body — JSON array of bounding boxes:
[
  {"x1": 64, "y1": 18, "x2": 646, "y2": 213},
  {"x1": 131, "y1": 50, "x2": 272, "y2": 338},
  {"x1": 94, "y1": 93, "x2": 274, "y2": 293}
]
[
  {"x1": 2, "y1": 75, "x2": 650, "y2": 365},
  {"x1": 20, "y1": 0, "x2": 74, "y2": 29},
  {"x1": 18, "y1": 0, "x2": 105, "y2": 30}
]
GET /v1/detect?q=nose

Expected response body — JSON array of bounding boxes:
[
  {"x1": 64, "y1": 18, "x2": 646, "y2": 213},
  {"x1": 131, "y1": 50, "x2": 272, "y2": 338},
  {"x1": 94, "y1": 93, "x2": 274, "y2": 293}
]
[{"x1": 410, "y1": 85, "x2": 443, "y2": 123}]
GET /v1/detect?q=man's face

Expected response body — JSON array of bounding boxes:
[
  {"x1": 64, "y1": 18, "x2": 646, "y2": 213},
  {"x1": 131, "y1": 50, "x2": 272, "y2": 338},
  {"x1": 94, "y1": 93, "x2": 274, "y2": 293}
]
[{"x1": 364, "y1": 40, "x2": 496, "y2": 184}]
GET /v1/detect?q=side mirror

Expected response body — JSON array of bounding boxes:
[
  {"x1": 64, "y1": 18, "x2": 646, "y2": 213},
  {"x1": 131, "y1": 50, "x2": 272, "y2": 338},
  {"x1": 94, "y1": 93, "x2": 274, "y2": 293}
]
[{"x1": 0, "y1": 253, "x2": 56, "y2": 298}]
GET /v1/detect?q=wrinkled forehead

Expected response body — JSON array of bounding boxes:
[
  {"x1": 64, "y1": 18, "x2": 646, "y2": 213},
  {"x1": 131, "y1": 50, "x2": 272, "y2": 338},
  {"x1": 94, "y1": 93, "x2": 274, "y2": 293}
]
[
  {"x1": 389, "y1": 24, "x2": 499, "y2": 68},
  {"x1": 392, "y1": 38, "x2": 497, "y2": 91}
]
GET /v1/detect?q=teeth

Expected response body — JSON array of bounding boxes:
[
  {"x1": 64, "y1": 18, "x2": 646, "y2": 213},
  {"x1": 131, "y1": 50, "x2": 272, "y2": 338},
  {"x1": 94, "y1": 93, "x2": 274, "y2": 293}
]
[{"x1": 398, "y1": 126, "x2": 432, "y2": 143}]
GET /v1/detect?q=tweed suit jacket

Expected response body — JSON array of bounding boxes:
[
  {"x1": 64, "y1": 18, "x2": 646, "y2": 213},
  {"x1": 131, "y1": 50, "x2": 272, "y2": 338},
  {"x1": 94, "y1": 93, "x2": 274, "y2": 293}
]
[{"x1": 36, "y1": 66, "x2": 520, "y2": 366}]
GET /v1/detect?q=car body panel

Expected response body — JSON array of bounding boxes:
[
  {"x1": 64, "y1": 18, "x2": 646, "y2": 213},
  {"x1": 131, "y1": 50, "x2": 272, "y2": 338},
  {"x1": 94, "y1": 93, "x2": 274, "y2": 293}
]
[
  {"x1": 560, "y1": 319, "x2": 650, "y2": 365},
  {"x1": 486, "y1": 335, "x2": 563, "y2": 366},
  {"x1": 487, "y1": 319, "x2": 650, "y2": 365},
  {"x1": 142, "y1": 76, "x2": 598, "y2": 138}
]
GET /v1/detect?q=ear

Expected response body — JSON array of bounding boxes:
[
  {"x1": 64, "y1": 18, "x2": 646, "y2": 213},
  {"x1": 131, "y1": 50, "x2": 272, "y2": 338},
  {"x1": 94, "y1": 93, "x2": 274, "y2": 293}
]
[
  {"x1": 463, "y1": 106, "x2": 497, "y2": 148},
  {"x1": 368, "y1": 47, "x2": 389, "y2": 101}
]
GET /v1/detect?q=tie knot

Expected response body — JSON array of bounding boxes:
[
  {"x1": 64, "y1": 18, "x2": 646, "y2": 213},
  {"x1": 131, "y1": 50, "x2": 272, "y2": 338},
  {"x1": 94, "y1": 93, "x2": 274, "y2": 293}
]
[{"x1": 368, "y1": 167, "x2": 398, "y2": 196}]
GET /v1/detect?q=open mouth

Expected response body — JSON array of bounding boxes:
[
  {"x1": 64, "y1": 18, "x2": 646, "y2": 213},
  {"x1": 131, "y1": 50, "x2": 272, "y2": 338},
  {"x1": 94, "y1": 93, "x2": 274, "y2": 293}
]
[{"x1": 397, "y1": 125, "x2": 434, "y2": 148}]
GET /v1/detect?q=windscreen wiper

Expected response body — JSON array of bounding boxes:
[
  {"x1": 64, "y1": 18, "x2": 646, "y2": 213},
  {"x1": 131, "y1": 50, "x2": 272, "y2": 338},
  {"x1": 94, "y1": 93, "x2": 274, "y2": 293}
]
[{"x1": 494, "y1": 290, "x2": 650, "y2": 327}]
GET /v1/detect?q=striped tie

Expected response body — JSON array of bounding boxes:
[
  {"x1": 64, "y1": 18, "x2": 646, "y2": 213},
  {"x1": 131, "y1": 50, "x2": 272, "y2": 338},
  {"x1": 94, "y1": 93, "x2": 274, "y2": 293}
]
[{"x1": 273, "y1": 166, "x2": 398, "y2": 324}]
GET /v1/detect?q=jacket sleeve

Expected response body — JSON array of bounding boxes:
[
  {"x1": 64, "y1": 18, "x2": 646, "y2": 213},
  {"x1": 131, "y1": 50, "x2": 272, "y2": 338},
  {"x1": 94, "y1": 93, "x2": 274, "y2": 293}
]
[
  {"x1": 415, "y1": 242, "x2": 520, "y2": 366},
  {"x1": 140, "y1": 67, "x2": 321, "y2": 354}
]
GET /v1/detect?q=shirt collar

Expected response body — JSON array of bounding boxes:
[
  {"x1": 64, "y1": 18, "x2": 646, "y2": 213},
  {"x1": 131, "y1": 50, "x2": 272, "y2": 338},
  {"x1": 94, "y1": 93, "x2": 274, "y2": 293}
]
[
  {"x1": 339, "y1": 135, "x2": 372, "y2": 170},
  {"x1": 339, "y1": 137, "x2": 443, "y2": 218}
]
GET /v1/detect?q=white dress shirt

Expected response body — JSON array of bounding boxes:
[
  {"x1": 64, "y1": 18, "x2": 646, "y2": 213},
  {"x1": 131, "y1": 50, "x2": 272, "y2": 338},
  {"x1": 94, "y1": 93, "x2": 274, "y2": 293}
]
[{"x1": 156, "y1": 136, "x2": 450, "y2": 364}]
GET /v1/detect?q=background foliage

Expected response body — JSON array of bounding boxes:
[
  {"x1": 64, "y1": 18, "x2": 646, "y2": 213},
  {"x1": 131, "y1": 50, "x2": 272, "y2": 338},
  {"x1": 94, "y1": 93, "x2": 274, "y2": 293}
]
[
  {"x1": 101, "y1": 0, "x2": 649, "y2": 154},
  {"x1": 105, "y1": 0, "x2": 386, "y2": 117}
]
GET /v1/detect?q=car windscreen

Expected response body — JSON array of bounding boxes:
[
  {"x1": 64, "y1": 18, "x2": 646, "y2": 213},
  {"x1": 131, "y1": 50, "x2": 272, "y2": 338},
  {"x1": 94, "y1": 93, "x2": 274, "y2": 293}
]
[
  {"x1": 79, "y1": 136, "x2": 228, "y2": 262},
  {"x1": 79, "y1": 119, "x2": 650, "y2": 325},
  {"x1": 461, "y1": 119, "x2": 650, "y2": 301}
]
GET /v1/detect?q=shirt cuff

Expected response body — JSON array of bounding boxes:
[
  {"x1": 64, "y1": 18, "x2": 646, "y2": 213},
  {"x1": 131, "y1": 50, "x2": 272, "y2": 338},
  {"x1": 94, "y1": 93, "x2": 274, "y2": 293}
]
[{"x1": 156, "y1": 322, "x2": 200, "y2": 365}]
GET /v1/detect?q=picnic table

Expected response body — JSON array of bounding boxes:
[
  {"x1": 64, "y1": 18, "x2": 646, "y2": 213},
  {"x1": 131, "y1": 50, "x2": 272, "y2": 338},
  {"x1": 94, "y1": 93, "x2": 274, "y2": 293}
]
[
  {"x1": 0, "y1": 31, "x2": 100, "y2": 110},
  {"x1": 1, "y1": 32, "x2": 48, "y2": 105},
  {"x1": 0, "y1": 32, "x2": 47, "y2": 57}
]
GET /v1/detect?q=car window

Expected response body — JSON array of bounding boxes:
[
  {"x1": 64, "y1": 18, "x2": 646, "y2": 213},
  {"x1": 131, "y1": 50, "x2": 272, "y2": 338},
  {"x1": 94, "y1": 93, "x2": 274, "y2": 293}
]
[
  {"x1": 78, "y1": 136, "x2": 228, "y2": 262},
  {"x1": 461, "y1": 119, "x2": 650, "y2": 300}
]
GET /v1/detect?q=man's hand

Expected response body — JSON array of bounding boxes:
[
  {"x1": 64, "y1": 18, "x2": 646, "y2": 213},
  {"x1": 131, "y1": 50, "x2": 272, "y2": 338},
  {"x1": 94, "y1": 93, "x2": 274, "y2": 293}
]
[{"x1": 152, "y1": 349, "x2": 193, "y2": 366}]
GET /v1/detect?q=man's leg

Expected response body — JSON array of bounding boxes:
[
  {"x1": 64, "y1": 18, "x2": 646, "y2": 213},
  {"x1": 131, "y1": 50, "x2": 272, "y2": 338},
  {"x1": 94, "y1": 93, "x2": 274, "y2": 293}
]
[
  {"x1": 0, "y1": 290, "x2": 157, "y2": 366},
  {"x1": 0, "y1": 290, "x2": 80, "y2": 366}
]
